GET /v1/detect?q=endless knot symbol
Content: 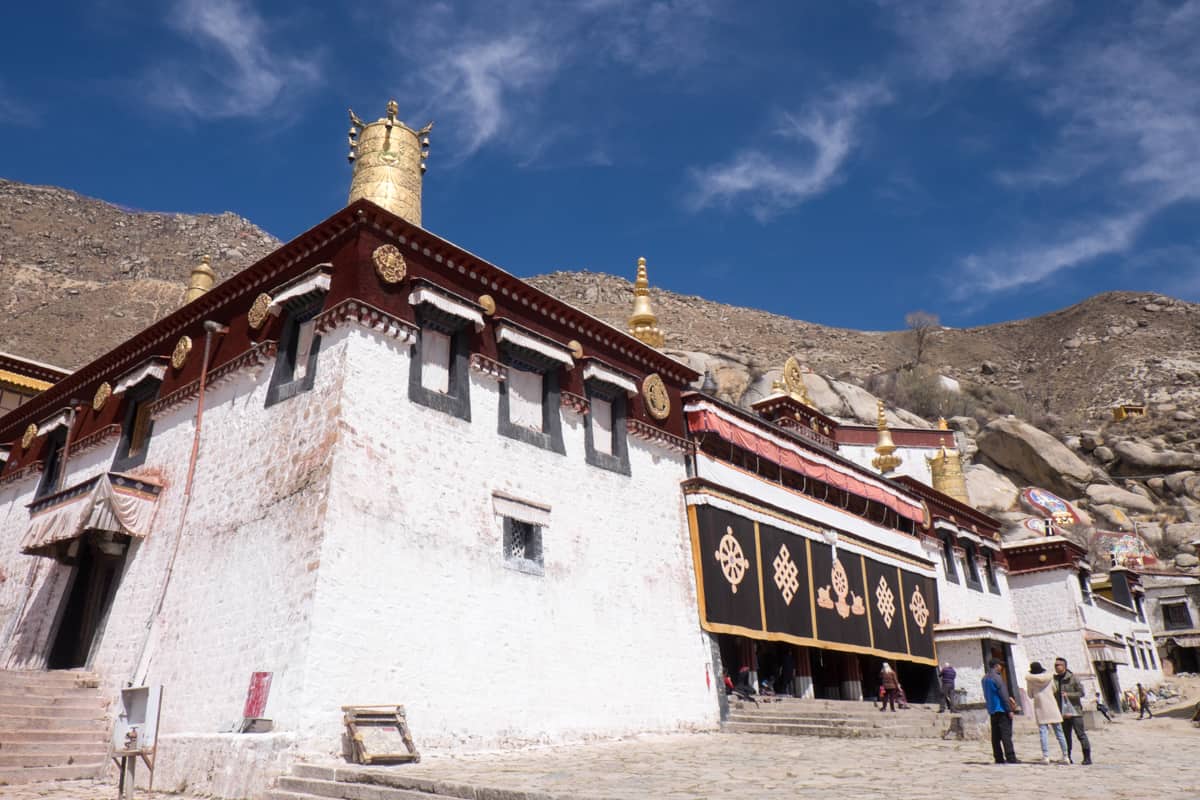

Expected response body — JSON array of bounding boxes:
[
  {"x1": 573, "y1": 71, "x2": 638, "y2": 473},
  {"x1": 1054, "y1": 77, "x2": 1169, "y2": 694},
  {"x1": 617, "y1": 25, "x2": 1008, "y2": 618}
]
[
  {"x1": 773, "y1": 543, "x2": 800, "y2": 606},
  {"x1": 909, "y1": 585, "x2": 930, "y2": 633},
  {"x1": 875, "y1": 575, "x2": 896, "y2": 629},
  {"x1": 714, "y1": 527, "x2": 749, "y2": 594},
  {"x1": 372, "y1": 244, "x2": 407, "y2": 284}
]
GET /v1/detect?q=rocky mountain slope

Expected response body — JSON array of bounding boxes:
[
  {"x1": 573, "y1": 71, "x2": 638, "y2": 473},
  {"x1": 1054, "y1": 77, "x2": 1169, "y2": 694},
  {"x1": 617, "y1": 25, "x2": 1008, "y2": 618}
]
[
  {"x1": 1, "y1": 179, "x2": 1196, "y2": 572},
  {"x1": 0, "y1": 179, "x2": 279, "y2": 368}
]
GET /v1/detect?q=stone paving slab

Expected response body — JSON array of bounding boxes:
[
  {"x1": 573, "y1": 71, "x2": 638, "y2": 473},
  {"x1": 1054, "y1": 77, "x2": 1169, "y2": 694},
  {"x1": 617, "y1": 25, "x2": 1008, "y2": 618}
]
[{"x1": 8, "y1": 716, "x2": 1200, "y2": 800}]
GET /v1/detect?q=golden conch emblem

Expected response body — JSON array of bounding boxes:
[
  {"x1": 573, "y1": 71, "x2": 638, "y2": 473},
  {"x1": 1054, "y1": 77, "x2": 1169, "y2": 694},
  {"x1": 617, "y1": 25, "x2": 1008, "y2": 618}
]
[
  {"x1": 642, "y1": 373, "x2": 670, "y2": 420},
  {"x1": 478, "y1": 294, "x2": 496, "y2": 316},
  {"x1": 773, "y1": 543, "x2": 800, "y2": 606},
  {"x1": 714, "y1": 527, "x2": 750, "y2": 593},
  {"x1": 248, "y1": 293, "x2": 272, "y2": 330},
  {"x1": 171, "y1": 335, "x2": 193, "y2": 370},
  {"x1": 372, "y1": 244, "x2": 407, "y2": 284},
  {"x1": 817, "y1": 556, "x2": 866, "y2": 620},
  {"x1": 875, "y1": 575, "x2": 896, "y2": 629},
  {"x1": 909, "y1": 584, "x2": 930, "y2": 633},
  {"x1": 21, "y1": 423, "x2": 38, "y2": 450},
  {"x1": 92, "y1": 382, "x2": 112, "y2": 413}
]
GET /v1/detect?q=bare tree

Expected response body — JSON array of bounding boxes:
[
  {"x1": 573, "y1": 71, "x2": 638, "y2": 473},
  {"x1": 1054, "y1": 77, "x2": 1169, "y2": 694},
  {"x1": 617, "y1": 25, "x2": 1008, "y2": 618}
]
[{"x1": 905, "y1": 310, "x2": 940, "y2": 366}]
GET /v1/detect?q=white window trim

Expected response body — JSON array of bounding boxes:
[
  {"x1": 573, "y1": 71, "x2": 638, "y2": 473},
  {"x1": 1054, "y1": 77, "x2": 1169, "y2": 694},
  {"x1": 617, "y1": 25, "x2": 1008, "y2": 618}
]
[
  {"x1": 409, "y1": 287, "x2": 485, "y2": 331},
  {"x1": 36, "y1": 409, "x2": 72, "y2": 437},
  {"x1": 495, "y1": 323, "x2": 574, "y2": 368},
  {"x1": 583, "y1": 361, "x2": 638, "y2": 395},
  {"x1": 492, "y1": 492, "x2": 551, "y2": 527},
  {"x1": 113, "y1": 359, "x2": 167, "y2": 395},
  {"x1": 269, "y1": 266, "x2": 332, "y2": 315}
]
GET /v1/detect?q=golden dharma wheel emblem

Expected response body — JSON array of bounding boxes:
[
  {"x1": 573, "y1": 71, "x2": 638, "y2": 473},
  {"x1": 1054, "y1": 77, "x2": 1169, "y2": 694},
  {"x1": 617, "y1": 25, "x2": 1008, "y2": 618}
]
[
  {"x1": 93, "y1": 382, "x2": 112, "y2": 413},
  {"x1": 171, "y1": 335, "x2": 193, "y2": 370},
  {"x1": 372, "y1": 244, "x2": 407, "y2": 284},
  {"x1": 714, "y1": 527, "x2": 750, "y2": 593},
  {"x1": 21, "y1": 423, "x2": 38, "y2": 450},
  {"x1": 567, "y1": 339, "x2": 583, "y2": 359},
  {"x1": 783, "y1": 356, "x2": 805, "y2": 395},
  {"x1": 248, "y1": 293, "x2": 272, "y2": 330},
  {"x1": 642, "y1": 373, "x2": 670, "y2": 420},
  {"x1": 478, "y1": 294, "x2": 496, "y2": 316}
]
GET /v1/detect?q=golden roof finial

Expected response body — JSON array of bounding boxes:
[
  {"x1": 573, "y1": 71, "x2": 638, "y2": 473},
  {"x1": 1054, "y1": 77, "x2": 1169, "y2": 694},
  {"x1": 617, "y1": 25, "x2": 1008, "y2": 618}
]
[
  {"x1": 937, "y1": 417, "x2": 949, "y2": 430},
  {"x1": 929, "y1": 445, "x2": 969, "y2": 505},
  {"x1": 347, "y1": 99, "x2": 433, "y2": 225},
  {"x1": 872, "y1": 399, "x2": 902, "y2": 475},
  {"x1": 184, "y1": 254, "x2": 216, "y2": 305},
  {"x1": 782, "y1": 356, "x2": 813, "y2": 406},
  {"x1": 628, "y1": 256, "x2": 665, "y2": 348}
]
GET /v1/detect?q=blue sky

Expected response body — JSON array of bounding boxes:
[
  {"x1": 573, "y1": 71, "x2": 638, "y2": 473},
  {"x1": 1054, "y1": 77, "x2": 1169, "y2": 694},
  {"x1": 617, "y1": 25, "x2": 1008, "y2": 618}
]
[{"x1": 2, "y1": 1, "x2": 1198, "y2": 330}]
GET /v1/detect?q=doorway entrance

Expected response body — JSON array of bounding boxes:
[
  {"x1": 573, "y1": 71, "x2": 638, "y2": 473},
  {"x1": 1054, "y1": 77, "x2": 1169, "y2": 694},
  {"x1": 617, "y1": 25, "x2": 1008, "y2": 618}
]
[
  {"x1": 1094, "y1": 661, "x2": 1121, "y2": 712},
  {"x1": 47, "y1": 533, "x2": 127, "y2": 669}
]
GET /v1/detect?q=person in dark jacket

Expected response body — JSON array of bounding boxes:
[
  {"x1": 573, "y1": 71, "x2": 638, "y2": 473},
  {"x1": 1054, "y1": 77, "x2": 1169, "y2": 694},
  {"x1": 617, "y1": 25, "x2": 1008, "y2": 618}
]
[
  {"x1": 1137, "y1": 683, "x2": 1154, "y2": 719},
  {"x1": 982, "y1": 658, "x2": 1018, "y2": 764},
  {"x1": 879, "y1": 662, "x2": 900, "y2": 712},
  {"x1": 938, "y1": 662, "x2": 958, "y2": 713},
  {"x1": 1053, "y1": 657, "x2": 1092, "y2": 764}
]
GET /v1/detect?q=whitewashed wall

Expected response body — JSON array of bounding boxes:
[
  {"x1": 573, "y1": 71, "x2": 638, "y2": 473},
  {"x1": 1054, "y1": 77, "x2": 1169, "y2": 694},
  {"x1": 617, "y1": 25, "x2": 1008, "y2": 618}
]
[{"x1": 837, "y1": 443, "x2": 936, "y2": 486}]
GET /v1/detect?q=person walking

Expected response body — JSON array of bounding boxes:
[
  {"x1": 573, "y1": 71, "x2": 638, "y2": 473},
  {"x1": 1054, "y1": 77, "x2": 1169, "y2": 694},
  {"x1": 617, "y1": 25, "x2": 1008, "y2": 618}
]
[
  {"x1": 1137, "y1": 683, "x2": 1154, "y2": 719},
  {"x1": 1053, "y1": 657, "x2": 1092, "y2": 765},
  {"x1": 879, "y1": 662, "x2": 899, "y2": 712},
  {"x1": 1094, "y1": 692, "x2": 1113, "y2": 723},
  {"x1": 1025, "y1": 662, "x2": 1069, "y2": 764},
  {"x1": 983, "y1": 658, "x2": 1018, "y2": 764},
  {"x1": 938, "y1": 662, "x2": 957, "y2": 713}
]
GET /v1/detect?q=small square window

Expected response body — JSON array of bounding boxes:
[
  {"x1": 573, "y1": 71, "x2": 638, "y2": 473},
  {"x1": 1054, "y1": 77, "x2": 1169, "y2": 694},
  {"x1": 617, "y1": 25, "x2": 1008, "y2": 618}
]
[
  {"x1": 503, "y1": 517, "x2": 543, "y2": 574},
  {"x1": 1163, "y1": 602, "x2": 1192, "y2": 629}
]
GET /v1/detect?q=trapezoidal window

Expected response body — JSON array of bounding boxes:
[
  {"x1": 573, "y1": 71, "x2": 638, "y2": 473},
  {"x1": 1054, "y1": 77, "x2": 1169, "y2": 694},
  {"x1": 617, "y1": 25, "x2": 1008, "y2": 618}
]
[
  {"x1": 112, "y1": 377, "x2": 162, "y2": 472},
  {"x1": 584, "y1": 381, "x2": 629, "y2": 475},
  {"x1": 407, "y1": 297, "x2": 478, "y2": 422},
  {"x1": 496, "y1": 324, "x2": 571, "y2": 455},
  {"x1": 1162, "y1": 602, "x2": 1192, "y2": 630},
  {"x1": 265, "y1": 298, "x2": 324, "y2": 407}
]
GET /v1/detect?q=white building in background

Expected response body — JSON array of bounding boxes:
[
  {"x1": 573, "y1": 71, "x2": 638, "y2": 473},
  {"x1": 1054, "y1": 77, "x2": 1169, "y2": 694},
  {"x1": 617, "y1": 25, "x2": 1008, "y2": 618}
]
[
  {"x1": 0, "y1": 103, "x2": 717, "y2": 798},
  {"x1": 1004, "y1": 538, "x2": 1163, "y2": 714},
  {"x1": 1141, "y1": 571, "x2": 1200, "y2": 675}
]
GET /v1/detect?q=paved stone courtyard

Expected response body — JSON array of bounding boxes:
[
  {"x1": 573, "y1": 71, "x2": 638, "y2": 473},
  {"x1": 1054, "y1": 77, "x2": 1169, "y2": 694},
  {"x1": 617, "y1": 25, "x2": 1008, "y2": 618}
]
[{"x1": 6, "y1": 716, "x2": 1198, "y2": 800}]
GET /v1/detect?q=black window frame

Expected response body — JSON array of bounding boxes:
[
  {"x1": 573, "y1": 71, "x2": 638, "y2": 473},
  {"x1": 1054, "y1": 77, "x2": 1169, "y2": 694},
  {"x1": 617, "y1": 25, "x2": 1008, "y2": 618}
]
[
  {"x1": 962, "y1": 541, "x2": 983, "y2": 591},
  {"x1": 265, "y1": 296, "x2": 325, "y2": 408},
  {"x1": 983, "y1": 549, "x2": 1002, "y2": 595},
  {"x1": 939, "y1": 532, "x2": 959, "y2": 584},
  {"x1": 1162, "y1": 602, "x2": 1192, "y2": 630},
  {"x1": 497, "y1": 343, "x2": 565, "y2": 455},
  {"x1": 111, "y1": 378, "x2": 162, "y2": 472},
  {"x1": 408, "y1": 308, "x2": 473, "y2": 422},
  {"x1": 34, "y1": 427, "x2": 69, "y2": 500},
  {"x1": 583, "y1": 380, "x2": 629, "y2": 475},
  {"x1": 502, "y1": 516, "x2": 544, "y2": 575},
  {"x1": 1078, "y1": 572, "x2": 1094, "y2": 605}
]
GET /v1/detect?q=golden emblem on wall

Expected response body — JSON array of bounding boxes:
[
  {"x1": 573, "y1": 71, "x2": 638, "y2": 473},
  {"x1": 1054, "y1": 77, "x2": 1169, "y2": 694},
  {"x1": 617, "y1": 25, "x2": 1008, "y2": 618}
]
[
  {"x1": 478, "y1": 294, "x2": 496, "y2": 316},
  {"x1": 372, "y1": 244, "x2": 407, "y2": 284},
  {"x1": 642, "y1": 373, "x2": 670, "y2": 420},
  {"x1": 909, "y1": 584, "x2": 930, "y2": 633},
  {"x1": 92, "y1": 382, "x2": 112, "y2": 413},
  {"x1": 875, "y1": 575, "x2": 896, "y2": 629},
  {"x1": 817, "y1": 556, "x2": 866, "y2": 619},
  {"x1": 171, "y1": 335, "x2": 193, "y2": 370},
  {"x1": 567, "y1": 339, "x2": 583, "y2": 359},
  {"x1": 714, "y1": 527, "x2": 750, "y2": 594},
  {"x1": 21, "y1": 423, "x2": 37, "y2": 450},
  {"x1": 248, "y1": 293, "x2": 272, "y2": 330},
  {"x1": 772, "y1": 543, "x2": 800, "y2": 606}
]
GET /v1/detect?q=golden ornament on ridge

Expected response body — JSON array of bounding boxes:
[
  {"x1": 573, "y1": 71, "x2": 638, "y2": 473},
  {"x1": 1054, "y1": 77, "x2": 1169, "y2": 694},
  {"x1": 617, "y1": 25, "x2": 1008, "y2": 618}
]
[
  {"x1": 171, "y1": 335, "x2": 193, "y2": 370},
  {"x1": 372, "y1": 244, "x2": 407, "y2": 284},
  {"x1": 567, "y1": 340, "x2": 583, "y2": 359},
  {"x1": 642, "y1": 373, "x2": 670, "y2": 420},
  {"x1": 93, "y1": 382, "x2": 112, "y2": 413},
  {"x1": 21, "y1": 423, "x2": 37, "y2": 450},
  {"x1": 478, "y1": 294, "x2": 496, "y2": 316},
  {"x1": 248, "y1": 293, "x2": 272, "y2": 330}
]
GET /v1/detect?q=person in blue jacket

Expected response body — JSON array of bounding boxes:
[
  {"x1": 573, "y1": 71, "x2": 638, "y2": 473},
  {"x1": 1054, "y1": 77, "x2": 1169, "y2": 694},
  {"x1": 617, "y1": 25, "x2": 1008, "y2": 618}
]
[{"x1": 983, "y1": 658, "x2": 1018, "y2": 764}]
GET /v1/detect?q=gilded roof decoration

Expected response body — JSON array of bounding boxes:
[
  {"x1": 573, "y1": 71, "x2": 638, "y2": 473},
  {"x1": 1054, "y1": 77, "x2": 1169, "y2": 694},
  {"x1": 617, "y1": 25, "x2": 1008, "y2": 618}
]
[
  {"x1": 92, "y1": 382, "x2": 112, "y2": 413},
  {"x1": 171, "y1": 336, "x2": 193, "y2": 370},
  {"x1": 372, "y1": 244, "x2": 407, "y2": 284},
  {"x1": 642, "y1": 373, "x2": 671, "y2": 420},
  {"x1": 248, "y1": 293, "x2": 272, "y2": 330}
]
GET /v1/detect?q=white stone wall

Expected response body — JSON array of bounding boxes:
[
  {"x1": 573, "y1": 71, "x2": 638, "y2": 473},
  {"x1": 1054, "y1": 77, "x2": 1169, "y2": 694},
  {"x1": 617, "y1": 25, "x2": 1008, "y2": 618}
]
[
  {"x1": 295, "y1": 327, "x2": 718, "y2": 753},
  {"x1": 837, "y1": 443, "x2": 935, "y2": 486},
  {"x1": 1007, "y1": 569, "x2": 1099, "y2": 706},
  {"x1": 1078, "y1": 596, "x2": 1163, "y2": 693}
]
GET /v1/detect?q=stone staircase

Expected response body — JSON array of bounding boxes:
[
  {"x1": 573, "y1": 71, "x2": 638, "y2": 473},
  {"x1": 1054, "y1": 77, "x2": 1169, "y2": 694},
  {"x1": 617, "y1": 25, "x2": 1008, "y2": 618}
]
[
  {"x1": 267, "y1": 764, "x2": 452, "y2": 800},
  {"x1": 722, "y1": 697, "x2": 962, "y2": 739},
  {"x1": 0, "y1": 669, "x2": 110, "y2": 785}
]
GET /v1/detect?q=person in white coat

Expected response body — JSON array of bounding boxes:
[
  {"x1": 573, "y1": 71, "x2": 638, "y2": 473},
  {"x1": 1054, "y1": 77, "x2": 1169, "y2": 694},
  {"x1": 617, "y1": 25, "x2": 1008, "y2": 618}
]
[{"x1": 1026, "y1": 661, "x2": 1069, "y2": 764}]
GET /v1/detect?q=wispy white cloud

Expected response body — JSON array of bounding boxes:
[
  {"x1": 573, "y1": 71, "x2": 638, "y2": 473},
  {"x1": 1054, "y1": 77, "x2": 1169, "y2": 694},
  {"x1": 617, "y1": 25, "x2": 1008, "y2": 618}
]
[
  {"x1": 147, "y1": 0, "x2": 319, "y2": 119},
  {"x1": 0, "y1": 81, "x2": 38, "y2": 126},
  {"x1": 686, "y1": 83, "x2": 891, "y2": 220},
  {"x1": 955, "y1": 0, "x2": 1200, "y2": 296}
]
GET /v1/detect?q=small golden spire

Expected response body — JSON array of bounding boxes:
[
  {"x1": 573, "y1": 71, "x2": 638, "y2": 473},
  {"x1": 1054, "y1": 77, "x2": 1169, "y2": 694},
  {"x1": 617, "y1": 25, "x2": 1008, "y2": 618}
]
[
  {"x1": 929, "y1": 445, "x2": 969, "y2": 505},
  {"x1": 184, "y1": 255, "x2": 216, "y2": 305},
  {"x1": 628, "y1": 256, "x2": 665, "y2": 348},
  {"x1": 937, "y1": 417, "x2": 949, "y2": 430},
  {"x1": 872, "y1": 399, "x2": 902, "y2": 475}
]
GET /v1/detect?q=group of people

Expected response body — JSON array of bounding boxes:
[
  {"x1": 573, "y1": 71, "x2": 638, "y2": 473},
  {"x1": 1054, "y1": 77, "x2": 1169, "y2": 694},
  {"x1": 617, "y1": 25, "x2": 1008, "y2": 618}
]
[{"x1": 985, "y1": 656, "x2": 1099, "y2": 765}]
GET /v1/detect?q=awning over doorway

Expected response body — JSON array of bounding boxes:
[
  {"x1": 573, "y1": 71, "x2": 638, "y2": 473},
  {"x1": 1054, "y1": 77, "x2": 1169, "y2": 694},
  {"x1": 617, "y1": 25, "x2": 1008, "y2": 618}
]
[
  {"x1": 933, "y1": 621, "x2": 1020, "y2": 645},
  {"x1": 1085, "y1": 630, "x2": 1130, "y2": 665},
  {"x1": 1161, "y1": 632, "x2": 1200, "y2": 649},
  {"x1": 20, "y1": 473, "x2": 163, "y2": 557}
]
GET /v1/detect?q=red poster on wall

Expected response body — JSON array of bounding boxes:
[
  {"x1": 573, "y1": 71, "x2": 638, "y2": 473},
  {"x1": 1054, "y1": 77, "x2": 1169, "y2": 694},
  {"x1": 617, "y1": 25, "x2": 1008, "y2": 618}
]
[{"x1": 243, "y1": 672, "x2": 273, "y2": 719}]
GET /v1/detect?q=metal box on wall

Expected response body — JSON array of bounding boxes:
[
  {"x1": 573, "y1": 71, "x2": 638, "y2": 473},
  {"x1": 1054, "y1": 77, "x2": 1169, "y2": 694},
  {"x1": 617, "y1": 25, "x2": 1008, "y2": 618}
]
[{"x1": 111, "y1": 685, "x2": 162, "y2": 756}]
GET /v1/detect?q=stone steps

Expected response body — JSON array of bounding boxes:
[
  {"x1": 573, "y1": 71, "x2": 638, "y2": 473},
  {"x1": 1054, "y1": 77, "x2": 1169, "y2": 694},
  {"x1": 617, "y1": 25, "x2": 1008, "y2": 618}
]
[
  {"x1": 0, "y1": 670, "x2": 109, "y2": 785},
  {"x1": 270, "y1": 775, "x2": 440, "y2": 800},
  {"x1": 266, "y1": 764, "x2": 476, "y2": 800},
  {"x1": 723, "y1": 699, "x2": 956, "y2": 739}
]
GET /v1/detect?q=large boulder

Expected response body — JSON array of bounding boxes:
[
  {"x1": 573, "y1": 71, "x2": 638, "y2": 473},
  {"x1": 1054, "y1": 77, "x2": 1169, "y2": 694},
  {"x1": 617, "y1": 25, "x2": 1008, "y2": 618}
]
[
  {"x1": 1091, "y1": 504, "x2": 1134, "y2": 532},
  {"x1": 1085, "y1": 484, "x2": 1158, "y2": 514},
  {"x1": 1113, "y1": 440, "x2": 1200, "y2": 472},
  {"x1": 1175, "y1": 553, "x2": 1200, "y2": 569},
  {"x1": 1164, "y1": 523, "x2": 1200, "y2": 554},
  {"x1": 977, "y1": 417, "x2": 1093, "y2": 498},
  {"x1": 964, "y1": 463, "x2": 1019, "y2": 513}
]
